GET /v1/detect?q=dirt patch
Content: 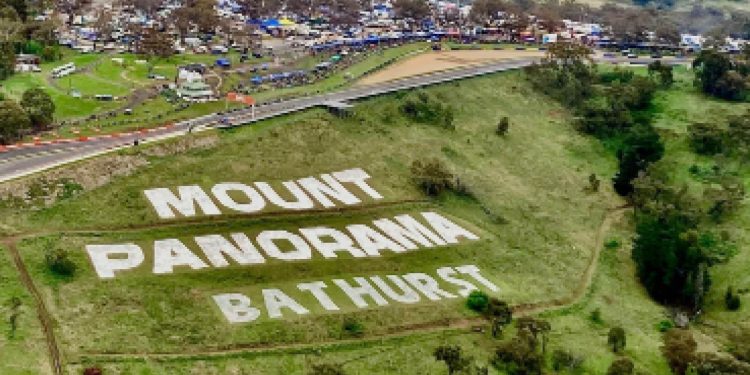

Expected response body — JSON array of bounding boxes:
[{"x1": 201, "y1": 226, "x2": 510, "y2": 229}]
[{"x1": 357, "y1": 50, "x2": 545, "y2": 86}]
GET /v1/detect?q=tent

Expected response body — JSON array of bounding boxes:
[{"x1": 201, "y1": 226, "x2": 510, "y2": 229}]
[
  {"x1": 262, "y1": 19, "x2": 280, "y2": 28},
  {"x1": 279, "y1": 18, "x2": 295, "y2": 27},
  {"x1": 251, "y1": 76, "x2": 263, "y2": 84}
]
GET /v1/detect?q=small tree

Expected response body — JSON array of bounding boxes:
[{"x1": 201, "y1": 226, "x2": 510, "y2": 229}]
[
  {"x1": 7, "y1": 296, "x2": 21, "y2": 338},
  {"x1": 0, "y1": 99, "x2": 31, "y2": 144},
  {"x1": 45, "y1": 248, "x2": 76, "y2": 277},
  {"x1": 83, "y1": 367, "x2": 103, "y2": 375},
  {"x1": 588, "y1": 173, "x2": 600, "y2": 192},
  {"x1": 516, "y1": 317, "x2": 551, "y2": 354},
  {"x1": 496, "y1": 117, "x2": 510, "y2": 136},
  {"x1": 434, "y1": 345, "x2": 470, "y2": 375},
  {"x1": 552, "y1": 350, "x2": 583, "y2": 372},
  {"x1": 608, "y1": 327, "x2": 627, "y2": 353},
  {"x1": 20, "y1": 87, "x2": 55, "y2": 129},
  {"x1": 486, "y1": 298, "x2": 512, "y2": 338},
  {"x1": 725, "y1": 286, "x2": 741, "y2": 311},
  {"x1": 606, "y1": 357, "x2": 634, "y2": 375},
  {"x1": 662, "y1": 329, "x2": 697, "y2": 375}
]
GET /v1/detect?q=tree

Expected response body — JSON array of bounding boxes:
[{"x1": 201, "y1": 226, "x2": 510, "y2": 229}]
[
  {"x1": 496, "y1": 117, "x2": 510, "y2": 136},
  {"x1": 92, "y1": 7, "x2": 114, "y2": 48},
  {"x1": 0, "y1": 99, "x2": 31, "y2": 144},
  {"x1": 393, "y1": 0, "x2": 431, "y2": 26},
  {"x1": 693, "y1": 50, "x2": 747, "y2": 101},
  {"x1": 469, "y1": 0, "x2": 506, "y2": 24},
  {"x1": 494, "y1": 328, "x2": 543, "y2": 375},
  {"x1": 486, "y1": 298, "x2": 512, "y2": 338},
  {"x1": 139, "y1": 26, "x2": 174, "y2": 60},
  {"x1": 608, "y1": 327, "x2": 627, "y2": 353},
  {"x1": 434, "y1": 345, "x2": 470, "y2": 375},
  {"x1": 606, "y1": 357, "x2": 634, "y2": 375},
  {"x1": 6, "y1": 296, "x2": 21, "y2": 338},
  {"x1": 613, "y1": 125, "x2": 665, "y2": 197},
  {"x1": 662, "y1": 329, "x2": 697, "y2": 375},
  {"x1": 45, "y1": 247, "x2": 76, "y2": 277},
  {"x1": 632, "y1": 213, "x2": 710, "y2": 309},
  {"x1": 648, "y1": 60, "x2": 674, "y2": 87},
  {"x1": 515, "y1": 317, "x2": 551, "y2": 354},
  {"x1": 20, "y1": 88, "x2": 55, "y2": 129},
  {"x1": 724, "y1": 286, "x2": 741, "y2": 311}
]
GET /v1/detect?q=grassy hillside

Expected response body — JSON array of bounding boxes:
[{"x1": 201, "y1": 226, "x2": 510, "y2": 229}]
[{"x1": 7, "y1": 66, "x2": 750, "y2": 374}]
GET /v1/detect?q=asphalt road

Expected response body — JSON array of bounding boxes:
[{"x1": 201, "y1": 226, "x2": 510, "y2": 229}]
[{"x1": 0, "y1": 55, "x2": 688, "y2": 183}]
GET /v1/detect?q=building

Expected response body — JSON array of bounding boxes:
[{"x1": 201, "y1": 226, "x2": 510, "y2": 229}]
[{"x1": 176, "y1": 80, "x2": 215, "y2": 102}]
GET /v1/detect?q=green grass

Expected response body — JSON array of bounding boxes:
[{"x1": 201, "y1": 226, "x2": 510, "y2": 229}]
[
  {"x1": 0, "y1": 246, "x2": 51, "y2": 375},
  {"x1": 8, "y1": 65, "x2": 750, "y2": 374},
  {"x1": 3, "y1": 71, "x2": 632, "y2": 373}
]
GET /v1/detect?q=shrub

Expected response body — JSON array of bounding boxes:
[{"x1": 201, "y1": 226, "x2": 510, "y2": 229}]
[
  {"x1": 434, "y1": 345, "x2": 470, "y2": 375},
  {"x1": 551, "y1": 349, "x2": 583, "y2": 372},
  {"x1": 606, "y1": 357, "x2": 634, "y2": 375},
  {"x1": 662, "y1": 329, "x2": 697, "y2": 375},
  {"x1": 496, "y1": 117, "x2": 509, "y2": 136},
  {"x1": 608, "y1": 327, "x2": 627, "y2": 353},
  {"x1": 466, "y1": 290, "x2": 490, "y2": 313},
  {"x1": 45, "y1": 248, "x2": 76, "y2": 276},
  {"x1": 590, "y1": 308, "x2": 603, "y2": 324},
  {"x1": 399, "y1": 90, "x2": 455, "y2": 129},
  {"x1": 658, "y1": 320, "x2": 674, "y2": 332},
  {"x1": 83, "y1": 367, "x2": 103, "y2": 375},
  {"x1": 410, "y1": 158, "x2": 453, "y2": 196},
  {"x1": 725, "y1": 287, "x2": 741, "y2": 311},
  {"x1": 342, "y1": 317, "x2": 364, "y2": 337}
]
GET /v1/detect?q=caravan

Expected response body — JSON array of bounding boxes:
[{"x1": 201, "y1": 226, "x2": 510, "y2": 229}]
[{"x1": 51, "y1": 62, "x2": 76, "y2": 78}]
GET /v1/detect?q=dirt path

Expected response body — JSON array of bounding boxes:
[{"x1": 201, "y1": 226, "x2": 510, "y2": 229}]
[{"x1": 1, "y1": 239, "x2": 63, "y2": 375}]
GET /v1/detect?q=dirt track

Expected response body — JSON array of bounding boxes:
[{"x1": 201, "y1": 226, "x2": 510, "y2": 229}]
[{"x1": 357, "y1": 49, "x2": 545, "y2": 86}]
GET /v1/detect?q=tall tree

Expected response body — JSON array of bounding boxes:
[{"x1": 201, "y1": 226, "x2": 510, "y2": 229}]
[
  {"x1": 0, "y1": 99, "x2": 32, "y2": 144},
  {"x1": 20, "y1": 87, "x2": 55, "y2": 129}
]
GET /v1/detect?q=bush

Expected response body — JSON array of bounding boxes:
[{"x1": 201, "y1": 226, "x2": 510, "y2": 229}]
[
  {"x1": 725, "y1": 287, "x2": 741, "y2": 311},
  {"x1": 662, "y1": 329, "x2": 697, "y2": 375},
  {"x1": 606, "y1": 357, "x2": 634, "y2": 375},
  {"x1": 551, "y1": 349, "x2": 583, "y2": 372},
  {"x1": 496, "y1": 117, "x2": 509, "y2": 136},
  {"x1": 658, "y1": 320, "x2": 674, "y2": 332},
  {"x1": 590, "y1": 308, "x2": 603, "y2": 324},
  {"x1": 342, "y1": 317, "x2": 364, "y2": 337},
  {"x1": 434, "y1": 345, "x2": 470, "y2": 375},
  {"x1": 45, "y1": 248, "x2": 76, "y2": 276},
  {"x1": 399, "y1": 90, "x2": 455, "y2": 129},
  {"x1": 410, "y1": 158, "x2": 453, "y2": 196},
  {"x1": 83, "y1": 367, "x2": 103, "y2": 375},
  {"x1": 466, "y1": 290, "x2": 490, "y2": 313}
]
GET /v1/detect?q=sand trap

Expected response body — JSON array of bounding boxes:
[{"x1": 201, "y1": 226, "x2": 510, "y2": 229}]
[{"x1": 357, "y1": 49, "x2": 545, "y2": 86}]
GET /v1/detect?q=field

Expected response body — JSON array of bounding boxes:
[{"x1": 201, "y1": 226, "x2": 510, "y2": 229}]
[{"x1": 2, "y1": 64, "x2": 750, "y2": 374}]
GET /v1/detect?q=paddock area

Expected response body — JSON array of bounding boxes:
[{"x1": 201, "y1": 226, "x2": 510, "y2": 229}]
[{"x1": 356, "y1": 49, "x2": 545, "y2": 85}]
